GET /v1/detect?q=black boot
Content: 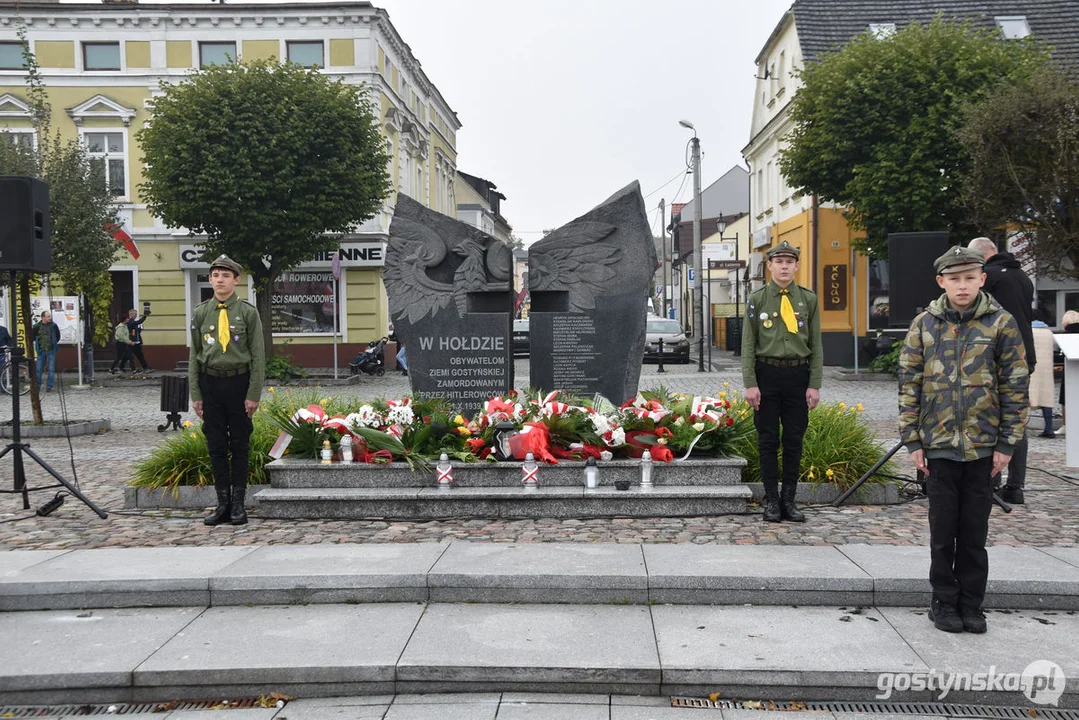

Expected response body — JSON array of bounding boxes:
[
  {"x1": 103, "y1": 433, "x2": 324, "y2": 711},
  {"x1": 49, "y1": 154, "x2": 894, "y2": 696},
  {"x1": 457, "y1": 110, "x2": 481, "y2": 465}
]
[
  {"x1": 780, "y1": 484, "x2": 806, "y2": 522},
  {"x1": 229, "y1": 486, "x2": 248, "y2": 525},
  {"x1": 762, "y1": 490, "x2": 781, "y2": 523},
  {"x1": 203, "y1": 487, "x2": 231, "y2": 526}
]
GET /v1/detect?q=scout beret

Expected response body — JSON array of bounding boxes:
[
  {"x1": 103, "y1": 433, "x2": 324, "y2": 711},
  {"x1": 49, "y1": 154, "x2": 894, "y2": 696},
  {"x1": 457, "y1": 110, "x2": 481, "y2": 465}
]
[
  {"x1": 766, "y1": 240, "x2": 800, "y2": 261},
  {"x1": 209, "y1": 254, "x2": 243, "y2": 275},
  {"x1": 934, "y1": 246, "x2": 985, "y2": 275}
]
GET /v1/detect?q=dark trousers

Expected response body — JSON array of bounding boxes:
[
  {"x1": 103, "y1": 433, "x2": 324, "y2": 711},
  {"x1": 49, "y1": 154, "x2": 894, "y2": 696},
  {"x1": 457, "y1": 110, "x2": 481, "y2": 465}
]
[
  {"x1": 926, "y1": 456, "x2": 994, "y2": 610},
  {"x1": 754, "y1": 362, "x2": 810, "y2": 494},
  {"x1": 129, "y1": 343, "x2": 149, "y2": 369},
  {"x1": 110, "y1": 345, "x2": 130, "y2": 372},
  {"x1": 199, "y1": 373, "x2": 253, "y2": 492},
  {"x1": 995, "y1": 430, "x2": 1027, "y2": 490}
]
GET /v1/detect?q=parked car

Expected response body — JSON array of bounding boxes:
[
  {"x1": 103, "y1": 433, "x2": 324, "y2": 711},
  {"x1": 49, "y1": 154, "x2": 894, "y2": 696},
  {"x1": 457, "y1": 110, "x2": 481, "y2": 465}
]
[
  {"x1": 513, "y1": 319, "x2": 530, "y2": 357},
  {"x1": 644, "y1": 318, "x2": 690, "y2": 363}
]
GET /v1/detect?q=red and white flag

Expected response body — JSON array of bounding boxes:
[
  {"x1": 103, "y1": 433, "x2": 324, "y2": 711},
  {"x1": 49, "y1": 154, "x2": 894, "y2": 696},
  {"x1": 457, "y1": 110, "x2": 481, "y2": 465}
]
[{"x1": 107, "y1": 222, "x2": 139, "y2": 259}]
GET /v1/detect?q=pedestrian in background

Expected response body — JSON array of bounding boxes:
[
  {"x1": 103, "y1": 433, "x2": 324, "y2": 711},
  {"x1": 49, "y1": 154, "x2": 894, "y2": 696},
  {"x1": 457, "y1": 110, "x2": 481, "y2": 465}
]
[
  {"x1": 32, "y1": 310, "x2": 61, "y2": 392},
  {"x1": 1057, "y1": 310, "x2": 1079, "y2": 437},
  {"x1": 110, "y1": 313, "x2": 132, "y2": 374},
  {"x1": 968, "y1": 237, "x2": 1034, "y2": 505},
  {"x1": 1030, "y1": 311, "x2": 1056, "y2": 440},
  {"x1": 126, "y1": 306, "x2": 154, "y2": 373},
  {"x1": 189, "y1": 255, "x2": 265, "y2": 527},
  {"x1": 899, "y1": 246, "x2": 1027, "y2": 634},
  {"x1": 741, "y1": 240, "x2": 823, "y2": 523}
]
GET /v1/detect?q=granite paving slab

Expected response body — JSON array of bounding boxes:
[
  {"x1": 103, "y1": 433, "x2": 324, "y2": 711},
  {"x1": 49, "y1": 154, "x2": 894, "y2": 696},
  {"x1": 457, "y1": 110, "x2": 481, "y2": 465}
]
[
  {"x1": 643, "y1": 545, "x2": 873, "y2": 605},
  {"x1": 0, "y1": 607, "x2": 202, "y2": 698},
  {"x1": 877, "y1": 607, "x2": 1079, "y2": 701},
  {"x1": 396, "y1": 603, "x2": 660, "y2": 695},
  {"x1": 0, "y1": 547, "x2": 256, "y2": 610},
  {"x1": 1041, "y1": 547, "x2": 1079, "y2": 568},
  {"x1": 495, "y1": 701, "x2": 610, "y2": 719},
  {"x1": 274, "y1": 696, "x2": 393, "y2": 720},
  {"x1": 651, "y1": 605, "x2": 927, "y2": 695},
  {"x1": 134, "y1": 604, "x2": 425, "y2": 692},
  {"x1": 427, "y1": 543, "x2": 647, "y2": 604},
  {"x1": 0, "y1": 550, "x2": 69, "y2": 576},
  {"x1": 210, "y1": 543, "x2": 449, "y2": 605},
  {"x1": 838, "y1": 545, "x2": 1079, "y2": 609},
  {"x1": 383, "y1": 701, "x2": 501, "y2": 720}
]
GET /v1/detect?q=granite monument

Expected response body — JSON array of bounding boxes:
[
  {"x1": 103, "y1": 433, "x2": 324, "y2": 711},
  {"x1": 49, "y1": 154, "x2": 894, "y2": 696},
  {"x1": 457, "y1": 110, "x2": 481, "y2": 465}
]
[
  {"x1": 383, "y1": 194, "x2": 515, "y2": 414},
  {"x1": 528, "y1": 182, "x2": 657, "y2": 403}
]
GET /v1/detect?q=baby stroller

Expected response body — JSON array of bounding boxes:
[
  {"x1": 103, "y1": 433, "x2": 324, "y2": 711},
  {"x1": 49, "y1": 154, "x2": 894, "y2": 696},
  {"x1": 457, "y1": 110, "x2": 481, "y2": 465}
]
[{"x1": 350, "y1": 337, "x2": 388, "y2": 377}]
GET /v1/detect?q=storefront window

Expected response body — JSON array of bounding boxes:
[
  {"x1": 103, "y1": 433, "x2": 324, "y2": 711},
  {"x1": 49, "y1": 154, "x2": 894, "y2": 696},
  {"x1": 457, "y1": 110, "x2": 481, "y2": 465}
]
[
  {"x1": 867, "y1": 259, "x2": 890, "y2": 330},
  {"x1": 271, "y1": 271, "x2": 339, "y2": 335}
]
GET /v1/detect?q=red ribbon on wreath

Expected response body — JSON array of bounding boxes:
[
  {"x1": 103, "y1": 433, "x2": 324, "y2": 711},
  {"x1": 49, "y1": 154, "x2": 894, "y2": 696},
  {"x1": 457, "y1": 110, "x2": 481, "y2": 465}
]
[
  {"x1": 624, "y1": 430, "x2": 674, "y2": 463},
  {"x1": 508, "y1": 422, "x2": 559, "y2": 464}
]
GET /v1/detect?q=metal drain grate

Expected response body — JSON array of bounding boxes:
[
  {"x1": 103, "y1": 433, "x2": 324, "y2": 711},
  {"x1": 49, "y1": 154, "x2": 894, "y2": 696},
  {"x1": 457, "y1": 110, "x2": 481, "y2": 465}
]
[
  {"x1": 0, "y1": 697, "x2": 271, "y2": 716},
  {"x1": 670, "y1": 697, "x2": 1079, "y2": 720}
]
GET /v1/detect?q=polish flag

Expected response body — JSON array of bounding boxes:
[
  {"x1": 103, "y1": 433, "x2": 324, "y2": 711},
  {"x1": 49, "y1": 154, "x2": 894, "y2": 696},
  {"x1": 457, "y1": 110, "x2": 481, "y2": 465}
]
[{"x1": 107, "y1": 222, "x2": 139, "y2": 259}]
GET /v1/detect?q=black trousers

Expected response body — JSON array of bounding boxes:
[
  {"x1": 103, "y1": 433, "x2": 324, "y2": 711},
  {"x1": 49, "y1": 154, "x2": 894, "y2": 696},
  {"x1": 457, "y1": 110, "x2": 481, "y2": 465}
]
[
  {"x1": 199, "y1": 373, "x2": 253, "y2": 492},
  {"x1": 926, "y1": 456, "x2": 994, "y2": 610},
  {"x1": 996, "y1": 430, "x2": 1027, "y2": 490},
  {"x1": 110, "y1": 345, "x2": 130, "y2": 371},
  {"x1": 129, "y1": 343, "x2": 149, "y2": 369},
  {"x1": 754, "y1": 362, "x2": 810, "y2": 494}
]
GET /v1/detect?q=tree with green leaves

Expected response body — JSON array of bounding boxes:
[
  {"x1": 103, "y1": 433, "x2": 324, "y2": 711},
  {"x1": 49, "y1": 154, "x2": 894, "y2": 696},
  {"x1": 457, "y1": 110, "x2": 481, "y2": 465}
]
[
  {"x1": 0, "y1": 24, "x2": 119, "y2": 420},
  {"x1": 778, "y1": 17, "x2": 1050, "y2": 258},
  {"x1": 958, "y1": 65, "x2": 1079, "y2": 279},
  {"x1": 137, "y1": 59, "x2": 392, "y2": 358}
]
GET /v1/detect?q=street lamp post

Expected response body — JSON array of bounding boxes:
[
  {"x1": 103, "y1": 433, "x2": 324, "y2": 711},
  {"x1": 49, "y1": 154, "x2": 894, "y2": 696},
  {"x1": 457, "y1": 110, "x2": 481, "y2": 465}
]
[{"x1": 680, "y1": 119, "x2": 704, "y2": 372}]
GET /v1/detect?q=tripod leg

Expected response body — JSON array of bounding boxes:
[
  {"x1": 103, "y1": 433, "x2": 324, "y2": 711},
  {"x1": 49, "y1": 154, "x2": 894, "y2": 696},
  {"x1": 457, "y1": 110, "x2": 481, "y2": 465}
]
[
  {"x1": 20, "y1": 445, "x2": 108, "y2": 519},
  {"x1": 12, "y1": 445, "x2": 30, "y2": 509},
  {"x1": 832, "y1": 440, "x2": 905, "y2": 507}
]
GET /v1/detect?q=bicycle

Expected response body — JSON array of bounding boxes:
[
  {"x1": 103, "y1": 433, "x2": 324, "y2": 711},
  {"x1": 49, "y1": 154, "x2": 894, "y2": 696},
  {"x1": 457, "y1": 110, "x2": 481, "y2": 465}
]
[{"x1": 0, "y1": 351, "x2": 31, "y2": 396}]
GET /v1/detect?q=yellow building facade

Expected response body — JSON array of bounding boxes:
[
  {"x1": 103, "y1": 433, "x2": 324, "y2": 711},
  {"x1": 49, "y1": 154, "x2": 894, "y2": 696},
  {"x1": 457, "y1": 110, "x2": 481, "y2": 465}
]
[{"x1": 0, "y1": 1, "x2": 460, "y2": 368}]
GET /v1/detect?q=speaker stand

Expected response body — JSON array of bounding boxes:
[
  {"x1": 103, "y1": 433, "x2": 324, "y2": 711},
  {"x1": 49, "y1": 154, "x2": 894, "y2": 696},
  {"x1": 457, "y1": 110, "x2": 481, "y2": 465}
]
[{"x1": 0, "y1": 271, "x2": 106, "y2": 518}]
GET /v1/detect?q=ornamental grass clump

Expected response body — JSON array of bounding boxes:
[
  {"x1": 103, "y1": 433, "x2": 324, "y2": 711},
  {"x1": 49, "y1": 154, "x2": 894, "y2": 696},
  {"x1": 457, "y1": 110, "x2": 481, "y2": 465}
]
[{"x1": 733, "y1": 401, "x2": 896, "y2": 490}]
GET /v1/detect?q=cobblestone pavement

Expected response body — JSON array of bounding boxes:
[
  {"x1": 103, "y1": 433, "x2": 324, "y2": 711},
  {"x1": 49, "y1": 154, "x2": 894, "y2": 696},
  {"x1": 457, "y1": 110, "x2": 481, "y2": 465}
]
[{"x1": 2, "y1": 356, "x2": 1076, "y2": 550}]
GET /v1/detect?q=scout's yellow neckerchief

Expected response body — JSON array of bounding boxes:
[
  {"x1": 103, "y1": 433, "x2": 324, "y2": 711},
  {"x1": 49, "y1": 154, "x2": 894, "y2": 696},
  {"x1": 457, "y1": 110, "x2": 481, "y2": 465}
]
[
  {"x1": 779, "y1": 289, "x2": 798, "y2": 334},
  {"x1": 216, "y1": 302, "x2": 230, "y2": 353}
]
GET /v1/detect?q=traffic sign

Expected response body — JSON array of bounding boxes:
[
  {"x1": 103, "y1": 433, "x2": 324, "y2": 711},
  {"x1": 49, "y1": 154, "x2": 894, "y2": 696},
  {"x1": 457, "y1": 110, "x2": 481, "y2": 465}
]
[
  {"x1": 331, "y1": 251, "x2": 341, "y2": 280},
  {"x1": 688, "y1": 268, "x2": 695, "y2": 282}
]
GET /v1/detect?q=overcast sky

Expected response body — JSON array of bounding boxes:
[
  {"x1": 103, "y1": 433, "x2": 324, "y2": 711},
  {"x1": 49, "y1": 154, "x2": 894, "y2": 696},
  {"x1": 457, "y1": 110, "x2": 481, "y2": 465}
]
[
  {"x1": 66, "y1": 0, "x2": 795, "y2": 243},
  {"x1": 380, "y1": 0, "x2": 794, "y2": 242}
]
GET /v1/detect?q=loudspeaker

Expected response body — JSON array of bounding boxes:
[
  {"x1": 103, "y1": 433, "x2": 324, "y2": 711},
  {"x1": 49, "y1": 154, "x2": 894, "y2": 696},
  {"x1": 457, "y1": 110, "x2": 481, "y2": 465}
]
[
  {"x1": 887, "y1": 231, "x2": 951, "y2": 327},
  {"x1": 0, "y1": 176, "x2": 51, "y2": 273}
]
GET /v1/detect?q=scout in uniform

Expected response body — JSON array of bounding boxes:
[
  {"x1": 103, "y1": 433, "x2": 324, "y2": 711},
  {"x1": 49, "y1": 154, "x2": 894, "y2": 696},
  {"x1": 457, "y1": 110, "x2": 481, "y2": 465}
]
[
  {"x1": 898, "y1": 246, "x2": 1027, "y2": 633},
  {"x1": 740, "y1": 240, "x2": 823, "y2": 523},
  {"x1": 190, "y1": 255, "x2": 266, "y2": 526}
]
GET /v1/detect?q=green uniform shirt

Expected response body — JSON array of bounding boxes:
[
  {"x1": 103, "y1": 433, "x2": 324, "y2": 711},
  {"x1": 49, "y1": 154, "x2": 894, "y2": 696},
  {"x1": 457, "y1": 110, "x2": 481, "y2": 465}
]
[
  {"x1": 741, "y1": 280, "x2": 823, "y2": 389},
  {"x1": 189, "y1": 293, "x2": 265, "y2": 402}
]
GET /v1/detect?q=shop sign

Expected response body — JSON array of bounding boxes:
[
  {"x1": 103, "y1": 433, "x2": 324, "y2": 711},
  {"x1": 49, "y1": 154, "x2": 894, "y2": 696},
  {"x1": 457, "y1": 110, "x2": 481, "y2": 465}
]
[{"x1": 179, "y1": 242, "x2": 385, "y2": 269}]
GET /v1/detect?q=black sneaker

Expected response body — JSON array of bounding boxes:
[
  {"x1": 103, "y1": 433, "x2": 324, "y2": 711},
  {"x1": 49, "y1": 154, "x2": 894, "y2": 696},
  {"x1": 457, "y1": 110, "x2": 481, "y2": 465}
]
[
  {"x1": 928, "y1": 600, "x2": 964, "y2": 633},
  {"x1": 144, "y1": 368, "x2": 155, "y2": 374},
  {"x1": 959, "y1": 606, "x2": 987, "y2": 634},
  {"x1": 1000, "y1": 487, "x2": 1025, "y2": 504},
  {"x1": 108, "y1": 369, "x2": 117, "y2": 375}
]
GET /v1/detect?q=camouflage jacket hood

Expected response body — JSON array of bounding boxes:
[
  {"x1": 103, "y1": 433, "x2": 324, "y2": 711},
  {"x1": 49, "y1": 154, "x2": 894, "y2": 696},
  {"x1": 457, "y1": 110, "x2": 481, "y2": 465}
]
[{"x1": 898, "y1": 291, "x2": 1028, "y2": 461}]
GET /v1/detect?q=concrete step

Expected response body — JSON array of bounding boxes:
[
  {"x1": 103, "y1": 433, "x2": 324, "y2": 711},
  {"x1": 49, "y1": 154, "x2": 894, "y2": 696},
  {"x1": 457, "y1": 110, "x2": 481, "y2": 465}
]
[
  {"x1": 1, "y1": 544, "x2": 1076, "y2": 612},
  {"x1": 1, "y1": 601, "x2": 1076, "y2": 707},
  {"x1": 266, "y1": 457, "x2": 747, "y2": 488},
  {"x1": 253, "y1": 485, "x2": 753, "y2": 520}
]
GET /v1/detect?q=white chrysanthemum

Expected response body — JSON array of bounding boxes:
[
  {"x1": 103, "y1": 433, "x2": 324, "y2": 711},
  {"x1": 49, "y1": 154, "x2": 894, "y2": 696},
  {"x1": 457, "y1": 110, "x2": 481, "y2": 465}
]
[
  {"x1": 386, "y1": 404, "x2": 415, "y2": 426},
  {"x1": 346, "y1": 405, "x2": 382, "y2": 429},
  {"x1": 590, "y1": 414, "x2": 611, "y2": 435},
  {"x1": 674, "y1": 416, "x2": 685, "y2": 426},
  {"x1": 608, "y1": 427, "x2": 626, "y2": 446},
  {"x1": 692, "y1": 422, "x2": 706, "y2": 432}
]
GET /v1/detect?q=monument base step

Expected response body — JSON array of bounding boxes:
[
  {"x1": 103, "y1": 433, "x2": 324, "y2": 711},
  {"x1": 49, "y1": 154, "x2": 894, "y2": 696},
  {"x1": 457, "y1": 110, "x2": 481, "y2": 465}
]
[
  {"x1": 253, "y1": 485, "x2": 752, "y2": 519},
  {"x1": 1, "y1": 602, "x2": 1075, "y2": 707}
]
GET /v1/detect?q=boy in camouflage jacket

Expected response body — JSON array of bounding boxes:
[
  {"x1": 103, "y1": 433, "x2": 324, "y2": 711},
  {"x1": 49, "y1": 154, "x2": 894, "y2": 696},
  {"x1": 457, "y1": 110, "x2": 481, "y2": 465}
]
[{"x1": 898, "y1": 246, "x2": 1028, "y2": 635}]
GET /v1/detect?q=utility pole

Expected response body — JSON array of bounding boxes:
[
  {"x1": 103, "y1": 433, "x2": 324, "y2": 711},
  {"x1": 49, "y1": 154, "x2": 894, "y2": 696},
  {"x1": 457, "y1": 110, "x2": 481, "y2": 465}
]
[
  {"x1": 660, "y1": 198, "x2": 669, "y2": 319},
  {"x1": 689, "y1": 134, "x2": 704, "y2": 372}
]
